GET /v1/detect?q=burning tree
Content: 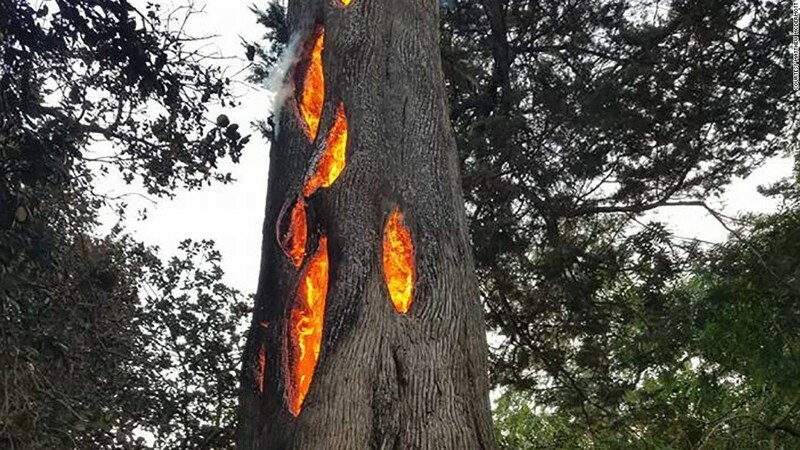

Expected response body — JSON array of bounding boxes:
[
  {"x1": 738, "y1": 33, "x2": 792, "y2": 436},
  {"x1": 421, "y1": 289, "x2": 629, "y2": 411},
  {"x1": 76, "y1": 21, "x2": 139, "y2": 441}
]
[{"x1": 238, "y1": 0, "x2": 495, "y2": 447}]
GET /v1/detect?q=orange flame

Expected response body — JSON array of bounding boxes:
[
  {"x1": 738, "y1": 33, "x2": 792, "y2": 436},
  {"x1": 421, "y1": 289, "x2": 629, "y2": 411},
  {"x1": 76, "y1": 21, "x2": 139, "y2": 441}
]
[
  {"x1": 287, "y1": 237, "x2": 329, "y2": 416},
  {"x1": 303, "y1": 103, "x2": 348, "y2": 197},
  {"x1": 282, "y1": 198, "x2": 307, "y2": 267},
  {"x1": 299, "y1": 30, "x2": 325, "y2": 140},
  {"x1": 382, "y1": 208, "x2": 414, "y2": 314},
  {"x1": 257, "y1": 344, "x2": 266, "y2": 394}
]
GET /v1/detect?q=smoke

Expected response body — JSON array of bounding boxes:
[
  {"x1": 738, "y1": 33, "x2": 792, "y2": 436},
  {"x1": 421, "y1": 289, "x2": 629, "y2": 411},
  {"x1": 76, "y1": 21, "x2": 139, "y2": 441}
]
[{"x1": 265, "y1": 33, "x2": 302, "y2": 138}]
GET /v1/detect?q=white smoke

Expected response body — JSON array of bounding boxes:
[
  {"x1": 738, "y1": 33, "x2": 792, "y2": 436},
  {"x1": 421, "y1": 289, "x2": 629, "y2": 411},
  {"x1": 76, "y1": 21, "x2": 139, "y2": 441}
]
[{"x1": 265, "y1": 33, "x2": 302, "y2": 138}]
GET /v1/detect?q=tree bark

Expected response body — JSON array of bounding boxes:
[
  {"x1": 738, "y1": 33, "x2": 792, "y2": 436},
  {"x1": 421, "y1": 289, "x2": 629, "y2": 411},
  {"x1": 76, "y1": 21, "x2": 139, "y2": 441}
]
[{"x1": 238, "y1": 0, "x2": 495, "y2": 448}]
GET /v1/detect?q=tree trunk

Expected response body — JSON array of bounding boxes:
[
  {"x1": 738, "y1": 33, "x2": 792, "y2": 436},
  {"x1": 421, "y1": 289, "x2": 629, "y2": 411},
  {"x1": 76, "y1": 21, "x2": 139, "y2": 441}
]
[{"x1": 238, "y1": 0, "x2": 495, "y2": 448}]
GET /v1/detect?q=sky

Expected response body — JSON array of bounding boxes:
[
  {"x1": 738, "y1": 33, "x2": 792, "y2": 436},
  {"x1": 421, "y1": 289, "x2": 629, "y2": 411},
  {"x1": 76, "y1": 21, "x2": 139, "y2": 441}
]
[{"x1": 96, "y1": 1, "x2": 794, "y2": 298}]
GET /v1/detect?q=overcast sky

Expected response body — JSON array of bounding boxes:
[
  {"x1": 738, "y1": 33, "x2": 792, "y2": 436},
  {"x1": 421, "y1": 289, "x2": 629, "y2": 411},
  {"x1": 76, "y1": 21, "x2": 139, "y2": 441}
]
[{"x1": 96, "y1": 1, "x2": 793, "y2": 297}]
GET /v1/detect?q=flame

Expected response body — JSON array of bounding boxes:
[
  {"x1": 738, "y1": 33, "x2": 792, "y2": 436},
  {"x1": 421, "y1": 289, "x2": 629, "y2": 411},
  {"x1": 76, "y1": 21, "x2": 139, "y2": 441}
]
[
  {"x1": 382, "y1": 208, "x2": 414, "y2": 314},
  {"x1": 282, "y1": 198, "x2": 307, "y2": 267},
  {"x1": 287, "y1": 237, "x2": 329, "y2": 416},
  {"x1": 303, "y1": 103, "x2": 348, "y2": 197},
  {"x1": 257, "y1": 344, "x2": 266, "y2": 394},
  {"x1": 340, "y1": 0, "x2": 353, "y2": 4},
  {"x1": 299, "y1": 30, "x2": 325, "y2": 140}
]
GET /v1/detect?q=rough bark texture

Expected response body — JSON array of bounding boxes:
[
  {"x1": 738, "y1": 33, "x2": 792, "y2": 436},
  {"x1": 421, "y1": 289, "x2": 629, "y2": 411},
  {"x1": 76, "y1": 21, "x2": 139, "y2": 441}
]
[{"x1": 238, "y1": 0, "x2": 495, "y2": 448}]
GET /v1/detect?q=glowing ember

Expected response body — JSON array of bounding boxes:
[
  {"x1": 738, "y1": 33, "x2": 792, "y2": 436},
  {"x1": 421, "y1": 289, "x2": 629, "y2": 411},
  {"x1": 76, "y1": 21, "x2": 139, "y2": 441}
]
[
  {"x1": 302, "y1": 103, "x2": 348, "y2": 197},
  {"x1": 282, "y1": 198, "x2": 307, "y2": 267},
  {"x1": 257, "y1": 344, "x2": 266, "y2": 394},
  {"x1": 287, "y1": 237, "x2": 329, "y2": 416},
  {"x1": 382, "y1": 208, "x2": 414, "y2": 314},
  {"x1": 299, "y1": 29, "x2": 325, "y2": 140}
]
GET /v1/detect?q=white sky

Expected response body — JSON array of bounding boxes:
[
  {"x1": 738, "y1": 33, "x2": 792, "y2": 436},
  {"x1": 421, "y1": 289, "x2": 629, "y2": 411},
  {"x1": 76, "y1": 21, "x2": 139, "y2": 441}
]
[{"x1": 95, "y1": 1, "x2": 794, "y2": 297}]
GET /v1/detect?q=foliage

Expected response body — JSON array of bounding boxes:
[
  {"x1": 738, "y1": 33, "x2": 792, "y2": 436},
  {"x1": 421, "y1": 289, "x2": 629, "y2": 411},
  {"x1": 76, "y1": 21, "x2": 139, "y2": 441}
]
[
  {"x1": 1, "y1": 0, "x2": 248, "y2": 199},
  {"x1": 1, "y1": 236, "x2": 246, "y2": 448},
  {"x1": 247, "y1": 2, "x2": 290, "y2": 82},
  {"x1": 1, "y1": 1, "x2": 248, "y2": 448},
  {"x1": 494, "y1": 209, "x2": 800, "y2": 448},
  {"x1": 134, "y1": 239, "x2": 247, "y2": 449},
  {"x1": 439, "y1": 0, "x2": 797, "y2": 443}
]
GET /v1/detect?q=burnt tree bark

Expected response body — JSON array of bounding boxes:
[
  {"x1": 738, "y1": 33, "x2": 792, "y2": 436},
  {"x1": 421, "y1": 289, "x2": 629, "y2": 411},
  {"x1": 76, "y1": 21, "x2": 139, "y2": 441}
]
[{"x1": 238, "y1": 0, "x2": 495, "y2": 448}]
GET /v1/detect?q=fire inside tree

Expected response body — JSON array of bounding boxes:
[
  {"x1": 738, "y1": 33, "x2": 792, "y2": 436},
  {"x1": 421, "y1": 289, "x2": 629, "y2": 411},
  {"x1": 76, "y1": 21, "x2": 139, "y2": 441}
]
[
  {"x1": 287, "y1": 236, "x2": 329, "y2": 416},
  {"x1": 239, "y1": 0, "x2": 495, "y2": 448},
  {"x1": 281, "y1": 197, "x2": 307, "y2": 267},
  {"x1": 383, "y1": 207, "x2": 414, "y2": 314},
  {"x1": 298, "y1": 28, "x2": 325, "y2": 141}
]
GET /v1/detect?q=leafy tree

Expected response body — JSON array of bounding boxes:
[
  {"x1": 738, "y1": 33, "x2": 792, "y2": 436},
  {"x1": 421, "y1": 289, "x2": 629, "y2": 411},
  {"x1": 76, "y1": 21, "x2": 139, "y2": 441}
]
[
  {"x1": 687, "y1": 209, "x2": 800, "y2": 445},
  {"x1": 494, "y1": 205, "x2": 800, "y2": 448},
  {"x1": 1, "y1": 1, "x2": 249, "y2": 447},
  {"x1": 439, "y1": 0, "x2": 797, "y2": 439},
  {"x1": 1, "y1": 235, "x2": 246, "y2": 448},
  {"x1": 134, "y1": 239, "x2": 247, "y2": 449}
]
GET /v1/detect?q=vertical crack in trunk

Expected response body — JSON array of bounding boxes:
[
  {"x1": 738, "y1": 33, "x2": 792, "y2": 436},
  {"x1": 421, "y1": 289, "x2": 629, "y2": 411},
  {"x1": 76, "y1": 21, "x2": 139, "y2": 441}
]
[
  {"x1": 286, "y1": 236, "x2": 329, "y2": 416},
  {"x1": 299, "y1": 28, "x2": 325, "y2": 141},
  {"x1": 382, "y1": 207, "x2": 415, "y2": 314},
  {"x1": 256, "y1": 344, "x2": 266, "y2": 394},
  {"x1": 280, "y1": 197, "x2": 308, "y2": 267},
  {"x1": 302, "y1": 102, "x2": 348, "y2": 197}
]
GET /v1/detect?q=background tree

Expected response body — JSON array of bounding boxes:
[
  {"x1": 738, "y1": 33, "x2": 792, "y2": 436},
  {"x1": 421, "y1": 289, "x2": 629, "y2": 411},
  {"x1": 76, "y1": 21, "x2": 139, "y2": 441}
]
[
  {"x1": 439, "y1": 0, "x2": 797, "y2": 445},
  {"x1": 494, "y1": 200, "x2": 800, "y2": 448},
  {"x1": 1, "y1": 1, "x2": 248, "y2": 447}
]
